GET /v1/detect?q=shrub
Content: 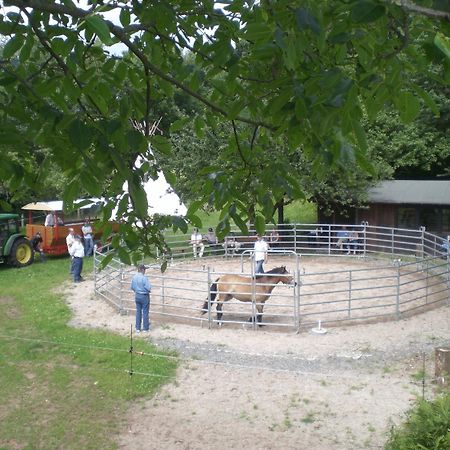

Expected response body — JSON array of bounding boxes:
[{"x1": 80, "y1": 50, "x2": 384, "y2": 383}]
[{"x1": 385, "y1": 391, "x2": 450, "y2": 450}]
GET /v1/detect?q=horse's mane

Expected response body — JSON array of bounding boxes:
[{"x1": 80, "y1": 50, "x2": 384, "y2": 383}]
[{"x1": 264, "y1": 266, "x2": 286, "y2": 275}]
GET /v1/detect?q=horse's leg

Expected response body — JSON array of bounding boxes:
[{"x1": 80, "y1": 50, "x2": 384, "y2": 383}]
[
  {"x1": 256, "y1": 303, "x2": 264, "y2": 326},
  {"x1": 216, "y1": 293, "x2": 233, "y2": 325}
]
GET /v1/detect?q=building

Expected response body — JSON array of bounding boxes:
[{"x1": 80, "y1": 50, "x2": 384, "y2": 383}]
[{"x1": 319, "y1": 180, "x2": 450, "y2": 236}]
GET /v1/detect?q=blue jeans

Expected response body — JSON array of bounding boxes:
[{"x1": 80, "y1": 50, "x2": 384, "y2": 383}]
[
  {"x1": 72, "y1": 257, "x2": 83, "y2": 282},
  {"x1": 255, "y1": 259, "x2": 265, "y2": 274},
  {"x1": 135, "y1": 294, "x2": 150, "y2": 331},
  {"x1": 84, "y1": 237, "x2": 94, "y2": 256}
]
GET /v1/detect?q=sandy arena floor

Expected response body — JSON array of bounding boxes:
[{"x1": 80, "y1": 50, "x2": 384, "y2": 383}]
[{"x1": 64, "y1": 257, "x2": 450, "y2": 450}]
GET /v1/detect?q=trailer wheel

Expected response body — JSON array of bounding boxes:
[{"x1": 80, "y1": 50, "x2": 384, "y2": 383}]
[{"x1": 9, "y1": 238, "x2": 34, "y2": 267}]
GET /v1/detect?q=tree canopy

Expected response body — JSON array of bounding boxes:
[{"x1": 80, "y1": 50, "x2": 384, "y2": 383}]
[{"x1": 1, "y1": 0, "x2": 449, "y2": 263}]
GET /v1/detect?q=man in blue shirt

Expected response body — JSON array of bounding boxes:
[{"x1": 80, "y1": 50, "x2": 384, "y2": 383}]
[{"x1": 130, "y1": 264, "x2": 152, "y2": 333}]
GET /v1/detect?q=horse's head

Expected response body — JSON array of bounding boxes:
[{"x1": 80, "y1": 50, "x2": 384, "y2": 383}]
[{"x1": 271, "y1": 266, "x2": 296, "y2": 286}]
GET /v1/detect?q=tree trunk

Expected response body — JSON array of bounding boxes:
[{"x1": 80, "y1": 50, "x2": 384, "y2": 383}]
[
  {"x1": 435, "y1": 347, "x2": 450, "y2": 385},
  {"x1": 277, "y1": 203, "x2": 284, "y2": 224}
]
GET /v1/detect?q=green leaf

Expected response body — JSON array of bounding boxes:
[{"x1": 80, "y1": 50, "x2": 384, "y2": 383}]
[
  {"x1": 186, "y1": 200, "x2": 202, "y2": 216},
  {"x1": 170, "y1": 118, "x2": 190, "y2": 133},
  {"x1": 194, "y1": 116, "x2": 205, "y2": 138},
  {"x1": 85, "y1": 15, "x2": 113, "y2": 45},
  {"x1": 128, "y1": 179, "x2": 148, "y2": 218},
  {"x1": 254, "y1": 213, "x2": 265, "y2": 235},
  {"x1": 68, "y1": 119, "x2": 93, "y2": 150},
  {"x1": 151, "y1": 135, "x2": 172, "y2": 155},
  {"x1": 119, "y1": 8, "x2": 130, "y2": 27},
  {"x1": 3, "y1": 35, "x2": 25, "y2": 59},
  {"x1": 349, "y1": 118, "x2": 367, "y2": 151},
  {"x1": 411, "y1": 83, "x2": 439, "y2": 116},
  {"x1": 434, "y1": 32, "x2": 450, "y2": 59},
  {"x1": 244, "y1": 22, "x2": 273, "y2": 42},
  {"x1": 394, "y1": 91, "x2": 421, "y2": 123},
  {"x1": 295, "y1": 8, "x2": 321, "y2": 35},
  {"x1": 351, "y1": 1, "x2": 385, "y2": 23},
  {"x1": 172, "y1": 216, "x2": 188, "y2": 233},
  {"x1": 118, "y1": 246, "x2": 131, "y2": 265}
]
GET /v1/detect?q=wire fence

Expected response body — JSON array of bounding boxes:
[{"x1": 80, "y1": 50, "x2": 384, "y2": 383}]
[{"x1": 94, "y1": 224, "x2": 450, "y2": 332}]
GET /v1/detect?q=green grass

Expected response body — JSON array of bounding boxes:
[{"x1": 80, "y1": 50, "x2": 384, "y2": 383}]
[
  {"x1": 0, "y1": 257, "x2": 177, "y2": 449},
  {"x1": 194, "y1": 200, "x2": 318, "y2": 232}
]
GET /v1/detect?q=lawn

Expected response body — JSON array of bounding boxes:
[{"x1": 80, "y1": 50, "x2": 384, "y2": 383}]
[
  {"x1": 0, "y1": 257, "x2": 177, "y2": 450},
  {"x1": 195, "y1": 200, "x2": 318, "y2": 231}
]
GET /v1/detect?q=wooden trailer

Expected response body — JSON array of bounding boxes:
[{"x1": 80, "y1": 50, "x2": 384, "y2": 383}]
[{"x1": 22, "y1": 200, "x2": 118, "y2": 256}]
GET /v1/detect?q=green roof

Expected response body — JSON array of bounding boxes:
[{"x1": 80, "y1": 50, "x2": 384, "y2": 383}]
[{"x1": 0, "y1": 213, "x2": 19, "y2": 220}]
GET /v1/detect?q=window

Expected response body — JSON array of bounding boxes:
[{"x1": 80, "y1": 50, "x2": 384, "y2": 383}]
[
  {"x1": 398, "y1": 207, "x2": 417, "y2": 229},
  {"x1": 419, "y1": 207, "x2": 440, "y2": 231}
]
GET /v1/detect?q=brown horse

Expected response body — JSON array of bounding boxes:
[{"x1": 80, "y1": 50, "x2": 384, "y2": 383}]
[{"x1": 201, "y1": 266, "x2": 295, "y2": 324}]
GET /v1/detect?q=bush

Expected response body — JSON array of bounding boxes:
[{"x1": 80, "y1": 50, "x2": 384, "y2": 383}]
[{"x1": 385, "y1": 390, "x2": 450, "y2": 450}]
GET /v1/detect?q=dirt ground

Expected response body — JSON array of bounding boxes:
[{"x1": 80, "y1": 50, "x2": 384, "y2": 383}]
[{"x1": 64, "y1": 258, "x2": 450, "y2": 450}]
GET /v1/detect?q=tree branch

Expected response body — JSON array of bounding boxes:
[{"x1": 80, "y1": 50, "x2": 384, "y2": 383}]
[
  {"x1": 388, "y1": 0, "x2": 450, "y2": 22},
  {"x1": 5, "y1": 0, "x2": 275, "y2": 130}
]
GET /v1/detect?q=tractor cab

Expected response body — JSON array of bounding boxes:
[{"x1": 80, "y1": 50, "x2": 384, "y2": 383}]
[{"x1": 0, "y1": 213, "x2": 34, "y2": 267}]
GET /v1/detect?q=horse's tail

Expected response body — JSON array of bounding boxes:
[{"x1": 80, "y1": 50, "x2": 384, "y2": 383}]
[{"x1": 201, "y1": 280, "x2": 218, "y2": 314}]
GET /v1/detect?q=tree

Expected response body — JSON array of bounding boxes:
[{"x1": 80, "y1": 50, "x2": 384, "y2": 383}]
[{"x1": 0, "y1": 0, "x2": 449, "y2": 262}]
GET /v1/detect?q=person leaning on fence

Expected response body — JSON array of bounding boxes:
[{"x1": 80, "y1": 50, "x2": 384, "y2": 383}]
[
  {"x1": 223, "y1": 233, "x2": 241, "y2": 256},
  {"x1": 335, "y1": 226, "x2": 349, "y2": 251},
  {"x1": 130, "y1": 264, "x2": 152, "y2": 333},
  {"x1": 269, "y1": 229, "x2": 280, "y2": 248},
  {"x1": 346, "y1": 230, "x2": 359, "y2": 254},
  {"x1": 190, "y1": 228, "x2": 204, "y2": 258}
]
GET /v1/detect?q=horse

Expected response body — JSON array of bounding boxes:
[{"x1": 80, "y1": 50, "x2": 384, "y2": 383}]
[{"x1": 201, "y1": 266, "x2": 296, "y2": 325}]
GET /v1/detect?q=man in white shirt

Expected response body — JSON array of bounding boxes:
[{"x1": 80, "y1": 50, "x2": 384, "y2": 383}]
[
  {"x1": 66, "y1": 228, "x2": 76, "y2": 274},
  {"x1": 69, "y1": 235, "x2": 85, "y2": 282},
  {"x1": 190, "y1": 228, "x2": 204, "y2": 258},
  {"x1": 253, "y1": 234, "x2": 269, "y2": 274}
]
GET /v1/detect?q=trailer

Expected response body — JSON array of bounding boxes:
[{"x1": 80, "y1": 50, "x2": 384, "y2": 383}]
[{"x1": 22, "y1": 200, "x2": 119, "y2": 256}]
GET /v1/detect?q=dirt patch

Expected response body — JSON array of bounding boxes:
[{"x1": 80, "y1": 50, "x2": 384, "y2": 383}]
[{"x1": 63, "y1": 259, "x2": 450, "y2": 450}]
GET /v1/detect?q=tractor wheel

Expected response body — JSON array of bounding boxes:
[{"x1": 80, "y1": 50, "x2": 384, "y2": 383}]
[{"x1": 9, "y1": 238, "x2": 34, "y2": 267}]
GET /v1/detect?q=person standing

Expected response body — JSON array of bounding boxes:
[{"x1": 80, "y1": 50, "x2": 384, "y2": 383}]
[
  {"x1": 81, "y1": 219, "x2": 94, "y2": 256},
  {"x1": 44, "y1": 211, "x2": 55, "y2": 227},
  {"x1": 253, "y1": 234, "x2": 269, "y2": 274},
  {"x1": 30, "y1": 232, "x2": 46, "y2": 262},
  {"x1": 130, "y1": 264, "x2": 152, "y2": 333},
  {"x1": 69, "y1": 235, "x2": 85, "y2": 282},
  {"x1": 66, "y1": 228, "x2": 76, "y2": 274},
  {"x1": 190, "y1": 228, "x2": 204, "y2": 258}
]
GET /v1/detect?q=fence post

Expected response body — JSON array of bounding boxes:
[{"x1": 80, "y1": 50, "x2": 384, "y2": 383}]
[
  {"x1": 161, "y1": 275, "x2": 165, "y2": 311},
  {"x1": 295, "y1": 268, "x2": 301, "y2": 333},
  {"x1": 293, "y1": 224, "x2": 297, "y2": 253},
  {"x1": 420, "y1": 226, "x2": 426, "y2": 260},
  {"x1": 362, "y1": 222, "x2": 368, "y2": 257},
  {"x1": 93, "y1": 247, "x2": 98, "y2": 294},
  {"x1": 119, "y1": 262, "x2": 124, "y2": 314},
  {"x1": 447, "y1": 251, "x2": 450, "y2": 306},
  {"x1": 396, "y1": 265, "x2": 401, "y2": 320},
  {"x1": 425, "y1": 258, "x2": 429, "y2": 304},
  {"x1": 327, "y1": 224, "x2": 331, "y2": 255},
  {"x1": 348, "y1": 270, "x2": 352, "y2": 319},
  {"x1": 207, "y1": 266, "x2": 212, "y2": 329},
  {"x1": 391, "y1": 228, "x2": 394, "y2": 256}
]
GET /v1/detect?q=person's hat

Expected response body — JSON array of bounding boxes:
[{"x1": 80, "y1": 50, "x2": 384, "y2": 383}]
[{"x1": 208, "y1": 228, "x2": 213, "y2": 232}]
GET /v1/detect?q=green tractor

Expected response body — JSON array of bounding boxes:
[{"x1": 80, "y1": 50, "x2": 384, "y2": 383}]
[{"x1": 0, "y1": 213, "x2": 34, "y2": 267}]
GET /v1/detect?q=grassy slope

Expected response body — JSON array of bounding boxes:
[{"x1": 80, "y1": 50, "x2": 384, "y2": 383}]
[
  {"x1": 0, "y1": 257, "x2": 177, "y2": 450},
  {"x1": 196, "y1": 200, "x2": 318, "y2": 231}
]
